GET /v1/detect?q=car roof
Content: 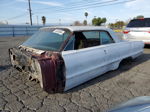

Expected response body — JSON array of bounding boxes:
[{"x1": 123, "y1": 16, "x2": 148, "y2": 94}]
[
  {"x1": 40, "y1": 26, "x2": 111, "y2": 32},
  {"x1": 40, "y1": 26, "x2": 123, "y2": 43}
]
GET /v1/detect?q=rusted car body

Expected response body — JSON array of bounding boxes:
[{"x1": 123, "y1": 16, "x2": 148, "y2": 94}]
[{"x1": 9, "y1": 26, "x2": 144, "y2": 93}]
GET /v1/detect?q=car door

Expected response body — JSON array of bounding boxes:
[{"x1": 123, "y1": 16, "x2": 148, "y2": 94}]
[
  {"x1": 62, "y1": 31, "x2": 108, "y2": 91},
  {"x1": 100, "y1": 31, "x2": 133, "y2": 70},
  {"x1": 100, "y1": 31, "x2": 121, "y2": 70}
]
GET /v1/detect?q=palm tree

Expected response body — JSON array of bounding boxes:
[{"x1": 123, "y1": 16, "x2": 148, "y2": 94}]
[
  {"x1": 84, "y1": 12, "x2": 88, "y2": 25},
  {"x1": 85, "y1": 12, "x2": 88, "y2": 19},
  {"x1": 42, "y1": 16, "x2": 46, "y2": 26}
]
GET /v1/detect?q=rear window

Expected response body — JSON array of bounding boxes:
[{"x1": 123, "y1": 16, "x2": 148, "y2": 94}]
[
  {"x1": 22, "y1": 29, "x2": 70, "y2": 51},
  {"x1": 127, "y1": 18, "x2": 150, "y2": 27}
]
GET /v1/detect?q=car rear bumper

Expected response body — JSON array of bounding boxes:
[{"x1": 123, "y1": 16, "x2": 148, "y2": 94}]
[
  {"x1": 143, "y1": 40, "x2": 150, "y2": 45},
  {"x1": 9, "y1": 47, "x2": 65, "y2": 93},
  {"x1": 123, "y1": 35, "x2": 150, "y2": 45}
]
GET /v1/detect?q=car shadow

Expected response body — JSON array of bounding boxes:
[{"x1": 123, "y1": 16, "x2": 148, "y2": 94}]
[
  {"x1": 0, "y1": 65, "x2": 11, "y2": 72},
  {"x1": 66, "y1": 49, "x2": 150, "y2": 93}
]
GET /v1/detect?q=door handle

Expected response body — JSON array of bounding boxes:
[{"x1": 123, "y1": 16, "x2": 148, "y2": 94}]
[{"x1": 104, "y1": 50, "x2": 107, "y2": 54}]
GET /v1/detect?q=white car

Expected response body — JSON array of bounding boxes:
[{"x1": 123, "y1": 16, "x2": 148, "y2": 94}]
[
  {"x1": 123, "y1": 18, "x2": 150, "y2": 45},
  {"x1": 9, "y1": 26, "x2": 144, "y2": 93}
]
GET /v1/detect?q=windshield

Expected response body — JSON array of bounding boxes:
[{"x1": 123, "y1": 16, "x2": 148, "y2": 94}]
[
  {"x1": 127, "y1": 18, "x2": 150, "y2": 27},
  {"x1": 22, "y1": 29, "x2": 71, "y2": 51}
]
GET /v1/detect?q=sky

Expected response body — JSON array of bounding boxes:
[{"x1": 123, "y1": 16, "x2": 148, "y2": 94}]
[{"x1": 0, "y1": 0, "x2": 150, "y2": 25}]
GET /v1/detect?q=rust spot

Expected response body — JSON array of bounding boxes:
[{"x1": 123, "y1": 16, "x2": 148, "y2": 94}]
[{"x1": 9, "y1": 47, "x2": 65, "y2": 93}]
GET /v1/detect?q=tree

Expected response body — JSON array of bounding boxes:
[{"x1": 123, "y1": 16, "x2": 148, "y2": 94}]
[
  {"x1": 84, "y1": 12, "x2": 88, "y2": 25},
  {"x1": 83, "y1": 20, "x2": 87, "y2": 25},
  {"x1": 108, "y1": 21, "x2": 125, "y2": 29},
  {"x1": 108, "y1": 23, "x2": 115, "y2": 29},
  {"x1": 102, "y1": 18, "x2": 106, "y2": 23},
  {"x1": 42, "y1": 16, "x2": 46, "y2": 25},
  {"x1": 115, "y1": 21, "x2": 125, "y2": 28},
  {"x1": 73, "y1": 21, "x2": 82, "y2": 26},
  {"x1": 92, "y1": 17, "x2": 107, "y2": 26},
  {"x1": 84, "y1": 12, "x2": 88, "y2": 19},
  {"x1": 135, "y1": 15, "x2": 144, "y2": 19}
]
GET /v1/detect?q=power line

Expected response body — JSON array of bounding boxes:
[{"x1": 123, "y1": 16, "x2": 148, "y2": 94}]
[
  {"x1": 4, "y1": 0, "x2": 136, "y2": 23},
  {"x1": 54, "y1": 0, "x2": 118, "y2": 12},
  {"x1": 34, "y1": 0, "x2": 118, "y2": 13},
  {"x1": 34, "y1": 0, "x2": 106, "y2": 11},
  {"x1": 5, "y1": 0, "x2": 33, "y2": 24},
  {"x1": 7, "y1": 13, "x2": 27, "y2": 20},
  {"x1": 60, "y1": 0, "x2": 136, "y2": 12},
  {"x1": 0, "y1": 1, "x2": 17, "y2": 7},
  {"x1": 34, "y1": 0, "x2": 136, "y2": 14}
]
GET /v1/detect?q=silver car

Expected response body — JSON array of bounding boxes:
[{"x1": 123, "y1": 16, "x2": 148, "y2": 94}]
[
  {"x1": 123, "y1": 18, "x2": 150, "y2": 45},
  {"x1": 108, "y1": 96, "x2": 150, "y2": 112},
  {"x1": 9, "y1": 26, "x2": 144, "y2": 93}
]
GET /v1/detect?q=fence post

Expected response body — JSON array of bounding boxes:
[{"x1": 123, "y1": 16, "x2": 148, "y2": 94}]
[
  {"x1": 26, "y1": 27, "x2": 28, "y2": 36},
  {"x1": 12, "y1": 26, "x2": 15, "y2": 37}
]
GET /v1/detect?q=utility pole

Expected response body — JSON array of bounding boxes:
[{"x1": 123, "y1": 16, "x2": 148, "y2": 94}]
[
  {"x1": 59, "y1": 19, "x2": 61, "y2": 25},
  {"x1": 28, "y1": 0, "x2": 32, "y2": 26},
  {"x1": 36, "y1": 16, "x2": 39, "y2": 25}
]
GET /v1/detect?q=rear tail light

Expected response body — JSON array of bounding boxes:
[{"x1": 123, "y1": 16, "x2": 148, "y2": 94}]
[
  {"x1": 148, "y1": 31, "x2": 150, "y2": 33},
  {"x1": 123, "y1": 30, "x2": 130, "y2": 34}
]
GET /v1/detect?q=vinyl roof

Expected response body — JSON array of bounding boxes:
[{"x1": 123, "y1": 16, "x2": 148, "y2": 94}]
[{"x1": 40, "y1": 26, "x2": 110, "y2": 32}]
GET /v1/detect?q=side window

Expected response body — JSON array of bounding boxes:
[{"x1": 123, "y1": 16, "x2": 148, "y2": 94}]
[
  {"x1": 74, "y1": 31, "x2": 100, "y2": 49},
  {"x1": 83, "y1": 31, "x2": 99, "y2": 39},
  {"x1": 64, "y1": 35, "x2": 75, "y2": 51},
  {"x1": 100, "y1": 31, "x2": 114, "y2": 45}
]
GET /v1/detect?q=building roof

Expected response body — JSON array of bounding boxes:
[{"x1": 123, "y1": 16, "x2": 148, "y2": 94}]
[{"x1": 40, "y1": 26, "x2": 110, "y2": 32}]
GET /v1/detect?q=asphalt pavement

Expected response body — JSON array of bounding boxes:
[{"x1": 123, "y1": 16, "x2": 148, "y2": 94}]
[{"x1": 0, "y1": 34, "x2": 150, "y2": 112}]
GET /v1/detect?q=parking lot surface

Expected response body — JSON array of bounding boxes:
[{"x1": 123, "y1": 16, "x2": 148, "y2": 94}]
[{"x1": 0, "y1": 36, "x2": 150, "y2": 112}]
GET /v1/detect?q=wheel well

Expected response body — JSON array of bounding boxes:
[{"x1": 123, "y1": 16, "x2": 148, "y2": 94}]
[{"x1": 119, "y1": 57, "x2": 133, "y2": 68}]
